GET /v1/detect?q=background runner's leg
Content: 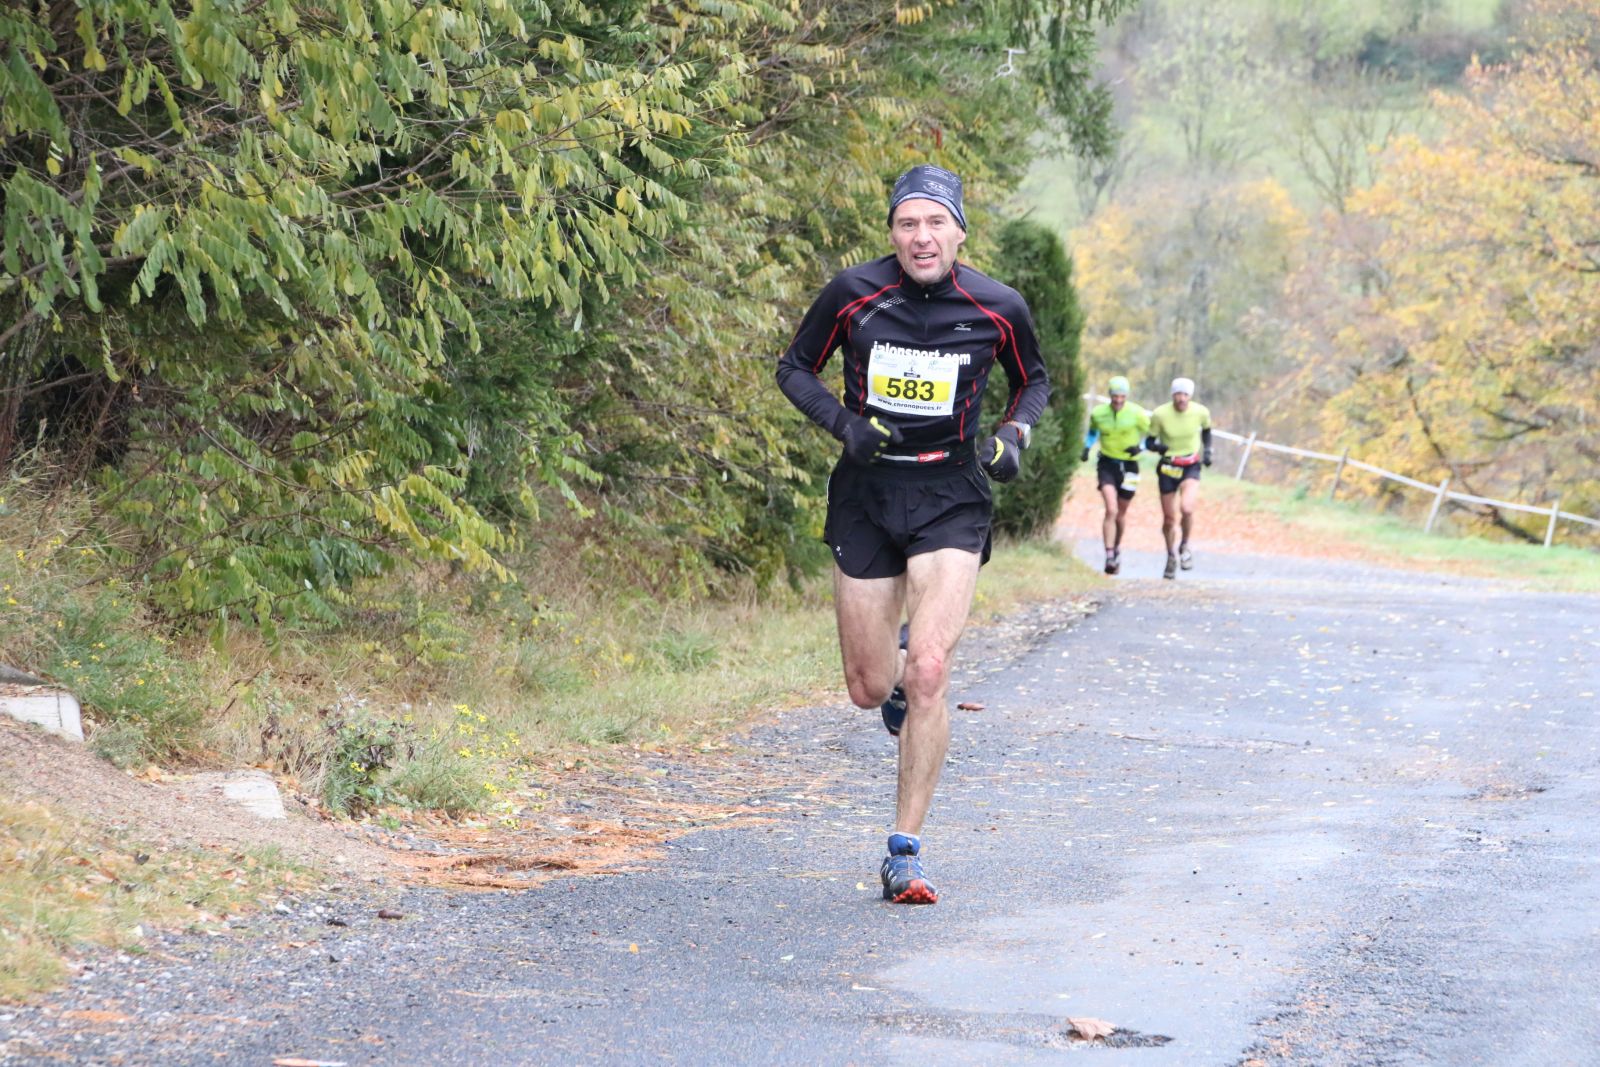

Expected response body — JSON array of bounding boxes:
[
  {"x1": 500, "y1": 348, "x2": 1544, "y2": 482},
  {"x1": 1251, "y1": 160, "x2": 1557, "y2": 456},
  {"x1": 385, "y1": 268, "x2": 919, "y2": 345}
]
[
  {"x1": 1179, "y1": 477, "x2": 1201, "y2": 546},
  {"x1": 833, "y1": 567, "x2": 905, "y2": 709},
  {"x1": 1160, "y1": 491, "x2": 1180, "y2": 555},
  {"x1": 895, "y1": 547, "x2": 980, "y2": 835},
  {"x1": 1114, "y1": 494, "x2": 1134, "y2": 549},
  {"x1": 1099, "y1": 482, "x2": 1119, "y2": 549}
]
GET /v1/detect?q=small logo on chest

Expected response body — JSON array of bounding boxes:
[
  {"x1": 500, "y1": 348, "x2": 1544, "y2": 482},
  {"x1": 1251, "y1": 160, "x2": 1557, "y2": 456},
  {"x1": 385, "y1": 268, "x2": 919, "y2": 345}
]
[{"x1": 953, "y1": 322, "x2": 972, "y2": 332}]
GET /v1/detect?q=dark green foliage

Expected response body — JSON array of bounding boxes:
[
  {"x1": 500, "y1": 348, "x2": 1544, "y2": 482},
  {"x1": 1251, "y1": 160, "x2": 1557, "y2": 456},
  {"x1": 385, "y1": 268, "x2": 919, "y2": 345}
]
[
  {"x1": 986, "y1": 219, "x2": 1087, "y2": 539},
  {"x1": 1, "y1": 0, "x2": 1129, "y2": 634}
]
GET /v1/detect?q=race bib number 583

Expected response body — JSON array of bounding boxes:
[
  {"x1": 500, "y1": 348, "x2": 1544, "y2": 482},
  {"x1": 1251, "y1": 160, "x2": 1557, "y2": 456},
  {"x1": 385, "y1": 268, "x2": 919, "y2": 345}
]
[{"x1": 867, "y1": 343, "x2": 960, "y2": 417}]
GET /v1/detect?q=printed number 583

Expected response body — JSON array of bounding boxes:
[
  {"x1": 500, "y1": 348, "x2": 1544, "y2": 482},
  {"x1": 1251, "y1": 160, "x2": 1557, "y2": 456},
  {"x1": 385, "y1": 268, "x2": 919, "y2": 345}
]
[{"x1": 883, "y1": 377, "x2": 936, "y2": 401}]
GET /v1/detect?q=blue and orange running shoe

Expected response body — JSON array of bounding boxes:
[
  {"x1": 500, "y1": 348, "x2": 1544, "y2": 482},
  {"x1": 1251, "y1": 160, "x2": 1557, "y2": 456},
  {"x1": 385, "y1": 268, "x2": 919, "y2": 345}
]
[
  {"x1": 880, "y1": 623, "x2": 910, "y2": 736},
  {"x1": 880, "y1": 833, "x2": 938, "y2": 904}
]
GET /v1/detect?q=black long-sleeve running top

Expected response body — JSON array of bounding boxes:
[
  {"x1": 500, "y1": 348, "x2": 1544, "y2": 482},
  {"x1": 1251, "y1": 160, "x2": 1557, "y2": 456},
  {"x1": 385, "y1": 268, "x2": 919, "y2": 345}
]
[{"x1": 776, "y1": 255, "x2": 1051, "y2": 466}]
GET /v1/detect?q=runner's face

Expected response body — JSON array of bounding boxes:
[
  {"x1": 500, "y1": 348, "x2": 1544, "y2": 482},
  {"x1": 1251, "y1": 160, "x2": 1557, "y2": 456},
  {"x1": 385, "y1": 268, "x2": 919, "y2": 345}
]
[
  {"x1": 1110, "y1": 394, "x2": 1127, "y2": 412},
  {"x1": 1172, "y1": 392, "x2": 1190, "y2": 412},
  {"x1": 891, "y1": 199, "x2": 966, "y2": 285}
]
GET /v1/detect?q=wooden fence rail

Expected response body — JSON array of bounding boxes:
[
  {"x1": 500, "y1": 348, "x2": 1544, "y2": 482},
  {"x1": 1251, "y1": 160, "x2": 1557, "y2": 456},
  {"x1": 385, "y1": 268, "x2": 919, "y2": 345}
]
[{"x1": 1206, "y1": 428, "x2": 1600, "y2": 546}]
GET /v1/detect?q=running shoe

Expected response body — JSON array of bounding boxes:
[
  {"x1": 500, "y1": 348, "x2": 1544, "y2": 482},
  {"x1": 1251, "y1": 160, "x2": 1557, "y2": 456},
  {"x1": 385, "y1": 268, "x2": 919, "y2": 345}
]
[
  {"x1": 1106, "y1": 548, "x2": 1121, "y2": 576},
  {"x1": 880, "y1": 622, "x2": 910, "y2": 736},
  {"x1": 880, "y1": 833, "x2": 937, "y2": 904},
  {"x1": 880, "y1": 687, "x2": 907, "y2": 736},
  {"x1": 1179, "y1": 544, "x2": 1194, "y2": 570},
  {"x1": 1163, "y1": 554, "x2": 1177, "y2": 580}
]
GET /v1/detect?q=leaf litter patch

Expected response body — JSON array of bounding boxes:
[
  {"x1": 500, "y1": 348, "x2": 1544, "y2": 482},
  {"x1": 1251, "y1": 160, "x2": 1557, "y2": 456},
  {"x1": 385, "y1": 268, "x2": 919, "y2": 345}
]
[
  {"x1": 865, "y1": 1009, "x2": 1172, "y2": 1051},
  {"x1": 1466, "y1": 781, "x2": 1549, "y2": 802},
  {"x1": 377, "y1": 749, "x2": 815, "y2": 890}
]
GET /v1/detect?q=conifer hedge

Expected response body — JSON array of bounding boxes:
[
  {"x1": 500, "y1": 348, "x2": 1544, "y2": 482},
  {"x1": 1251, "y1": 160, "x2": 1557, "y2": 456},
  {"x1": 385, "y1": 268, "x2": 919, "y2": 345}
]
[{"x1": 988, "y1": 218, "x2": 1087, "y2": 540}]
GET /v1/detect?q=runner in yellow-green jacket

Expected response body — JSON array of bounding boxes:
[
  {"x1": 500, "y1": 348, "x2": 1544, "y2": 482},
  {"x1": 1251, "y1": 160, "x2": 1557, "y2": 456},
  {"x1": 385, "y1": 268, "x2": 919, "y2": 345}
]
[
  {"x1": 1144, "y1": 376, "x2": 1212, "y2": 580},
  {"x1": 1080, "y1": 375, "x2": 1148, "y2": 575}
]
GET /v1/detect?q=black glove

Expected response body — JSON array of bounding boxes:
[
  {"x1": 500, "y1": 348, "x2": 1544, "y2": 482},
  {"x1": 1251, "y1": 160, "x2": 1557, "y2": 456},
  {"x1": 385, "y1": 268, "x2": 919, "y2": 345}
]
[
  {"x1": 1144, "y1": 436, "x2": 1167, "y2": 455},
  {"x1": 981, "y1": 424, "x2": 1024, "y2": 483},
  {"x1": 838, "y1": 413, "x2": 902, "y2": 464},
  {"x1": 1080, "y1": 446, "x2": 1091, "y2": 463},
  {"x1": 1126, "y1": 441, "x2": 1142, "y2": 458},
  {"x1": 1203, "y1": 448, "x2": 1214, "y2": 467}
]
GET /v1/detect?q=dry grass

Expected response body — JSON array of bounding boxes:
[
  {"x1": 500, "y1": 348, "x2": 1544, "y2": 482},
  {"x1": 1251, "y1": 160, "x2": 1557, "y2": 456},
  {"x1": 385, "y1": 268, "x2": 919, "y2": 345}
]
[{"x1": 0, "y1": 796, "x2": 309, "y2": 1000}]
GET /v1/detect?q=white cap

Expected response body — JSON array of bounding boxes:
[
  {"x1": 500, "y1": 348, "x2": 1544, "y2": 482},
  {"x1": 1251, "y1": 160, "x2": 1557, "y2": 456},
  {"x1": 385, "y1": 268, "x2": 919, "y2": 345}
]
[{"x1": 1171, "y1": 377, "x2": 1195, "y2": 396}]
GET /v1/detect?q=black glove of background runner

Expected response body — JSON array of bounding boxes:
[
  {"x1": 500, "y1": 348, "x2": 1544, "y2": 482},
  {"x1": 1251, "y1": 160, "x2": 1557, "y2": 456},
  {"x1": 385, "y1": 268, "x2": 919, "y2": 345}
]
[
  {"x1": 981, "y1": 424, "x2": 1024, "y2": 483},
  {"x1": 1144, "y1": 436, "x2": 1167, "y2": 455},
  {"x1": 1080, "y1": 446, "x2": 1091, "y2": 463},
  {"x1": 1203, "y1": 448, "x2": 1214, "y2": 467},
  {"x1": 837, "y1": 412, "x2": 902, "y2": 464}
]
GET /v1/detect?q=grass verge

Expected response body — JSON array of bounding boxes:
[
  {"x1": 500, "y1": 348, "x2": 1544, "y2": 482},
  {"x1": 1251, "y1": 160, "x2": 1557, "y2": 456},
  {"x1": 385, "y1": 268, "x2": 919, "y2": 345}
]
[
  {"x1": 1208, "y1": 475, "x2": 1600, "y2": 592},
  {"x1": 0, "y1": 796, "x2": 309, "y2": 1000},
  {"x1": 4, "y1": 470, "x2": 1100, "y2": 815}
]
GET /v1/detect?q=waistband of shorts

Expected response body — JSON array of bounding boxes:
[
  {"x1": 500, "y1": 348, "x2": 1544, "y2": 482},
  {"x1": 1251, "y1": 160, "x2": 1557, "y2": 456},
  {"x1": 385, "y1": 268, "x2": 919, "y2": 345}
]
[{"x1": 842, "y1": 439, "x2": 977, "y2": 477}]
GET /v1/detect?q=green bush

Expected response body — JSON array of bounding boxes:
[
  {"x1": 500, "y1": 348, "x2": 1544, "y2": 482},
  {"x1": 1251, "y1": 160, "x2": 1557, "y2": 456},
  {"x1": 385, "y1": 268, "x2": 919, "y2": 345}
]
[{"x1": 987, "y1": 219, "x2": 1088, "y2": 539}]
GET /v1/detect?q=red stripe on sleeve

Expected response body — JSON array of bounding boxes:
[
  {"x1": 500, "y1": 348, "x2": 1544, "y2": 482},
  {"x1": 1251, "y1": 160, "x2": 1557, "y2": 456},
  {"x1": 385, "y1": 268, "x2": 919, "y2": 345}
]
[{"x1": 951, "y1": 276, "x2": 1024, "y2": 385}]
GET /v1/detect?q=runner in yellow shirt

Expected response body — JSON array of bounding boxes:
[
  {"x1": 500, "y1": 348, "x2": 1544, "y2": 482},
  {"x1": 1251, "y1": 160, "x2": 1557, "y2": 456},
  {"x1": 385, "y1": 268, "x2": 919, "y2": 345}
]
[
  {"x1": 1080, "y1": 375, "x2": 1149, "y2": 575},
  {"x1": 1144, "y1": 377, "x2": 1212, "y2": 580}
]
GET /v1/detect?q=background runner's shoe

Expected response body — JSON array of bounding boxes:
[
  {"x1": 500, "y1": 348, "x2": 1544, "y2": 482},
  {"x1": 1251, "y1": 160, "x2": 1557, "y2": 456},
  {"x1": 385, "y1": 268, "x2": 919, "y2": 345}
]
[
  {"x1": 1163, "y1": 554, "x2": 1177, "y2": 579},
  {"x1": 1106, "y1": 548, "x2": 1121, "y2": 575},
  {"x1": 1179, "y1": 545, "x2": 1194, "y2": 570},
  {"x1": 881, "y1": 833, "x2": 937, "y2": 904},
  {"x1": 881, "y1": 623, "x2": 911, "y2": 735}
]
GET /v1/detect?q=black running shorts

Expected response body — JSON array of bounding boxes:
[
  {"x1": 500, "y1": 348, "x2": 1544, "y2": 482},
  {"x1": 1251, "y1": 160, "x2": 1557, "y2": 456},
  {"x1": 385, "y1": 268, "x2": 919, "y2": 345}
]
[
  {"x1": 824, "y1": 458, "x2": 993, "y2": 579},
  {"x1": 1096, "y1": 455, "x2": 1141, "y2": 499},
  {"x1": 1156, "y1": 458, "x2": 1202, "y2": 495}
]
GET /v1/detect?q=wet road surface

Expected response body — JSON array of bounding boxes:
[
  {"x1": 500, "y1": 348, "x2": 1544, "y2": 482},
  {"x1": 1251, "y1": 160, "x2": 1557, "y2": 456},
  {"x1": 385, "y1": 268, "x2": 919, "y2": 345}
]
[{"x1": 5, "y1": 543, "x2": 1598, "y2": 1065}]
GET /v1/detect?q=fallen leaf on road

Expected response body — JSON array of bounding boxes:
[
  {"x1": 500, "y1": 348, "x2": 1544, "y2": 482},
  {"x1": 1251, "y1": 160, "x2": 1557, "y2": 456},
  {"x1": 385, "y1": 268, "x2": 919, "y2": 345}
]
[
  {"x1": 376, "y1": 909, "x2": 404, "y2": 920},
  {"x1": 629, "y1": 943, "x2": 639, "y2": 953},
  {"x1": 1067, "y1": 1017, "x2": 1116, "y2": 1041},
  {"x1": 61, "y1": 1010, "x2": 131, "y2": 1024},
  {"x1": 956, "y1": 702, "x2": 986, "y2": 711}
]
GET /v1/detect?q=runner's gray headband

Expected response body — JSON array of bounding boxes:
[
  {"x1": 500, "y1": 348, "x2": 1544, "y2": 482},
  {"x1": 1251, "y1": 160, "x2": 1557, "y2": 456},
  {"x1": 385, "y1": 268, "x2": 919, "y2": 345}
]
[{"x1": 888, "y1": 164, "x2": 967, "y2": 231}]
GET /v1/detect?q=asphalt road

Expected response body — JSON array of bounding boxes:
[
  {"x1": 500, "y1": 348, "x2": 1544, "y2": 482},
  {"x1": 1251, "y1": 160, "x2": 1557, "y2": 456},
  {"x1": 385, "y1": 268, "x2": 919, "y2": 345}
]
[{"x1": 5, "y1": 542, "x2": 1598, "y2": 1066}]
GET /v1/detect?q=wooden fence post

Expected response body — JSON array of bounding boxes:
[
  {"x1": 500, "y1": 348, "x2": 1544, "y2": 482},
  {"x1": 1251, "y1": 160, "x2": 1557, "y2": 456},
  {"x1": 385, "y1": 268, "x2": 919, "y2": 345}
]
[
  {"x1": 1545, "y1": 497, "x2": 1562, "y2": 548},
  {"x1": 1235, "y1": 431, "x2": 1257, "y2": 480},
  {"x1": 1328, "y1": 446, "x2": 1350, "y2": 501},
  {"x1": 1424, "y1": 477, "x2": 1451, "y2": 533}
]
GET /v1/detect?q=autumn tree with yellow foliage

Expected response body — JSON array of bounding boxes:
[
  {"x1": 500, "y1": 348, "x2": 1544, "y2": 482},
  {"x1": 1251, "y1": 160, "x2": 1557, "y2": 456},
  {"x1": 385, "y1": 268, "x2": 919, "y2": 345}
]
[
  {"x1": 1274, "y1": 0, "x2": 1600, "y2": 538},
  {"x1": 1073, "y1": 176, "x2": 1305, "y2": 417}
]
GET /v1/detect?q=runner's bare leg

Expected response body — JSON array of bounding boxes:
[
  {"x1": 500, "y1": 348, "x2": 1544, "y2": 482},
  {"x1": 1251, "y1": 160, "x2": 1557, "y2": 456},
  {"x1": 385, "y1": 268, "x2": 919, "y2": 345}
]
[
  {"x1": 1160, "y1": 490, "x2": 1179, "y2": 555},
  {"x1": 833, "y1": 568, "x2": 905, "y2": 710},
  {"x1": 1099, "y1": 482, "x2": 1119, "y2": 551},
  {"x1": 1114, "y1": 494, "x2": 1133, "y2": 550},
  {"x1": 895, "y1": 547, "x2": 981, "y2": 836},
  {"x1": 1179, "y1": 477, "x2": 1201, "y2": 546}
]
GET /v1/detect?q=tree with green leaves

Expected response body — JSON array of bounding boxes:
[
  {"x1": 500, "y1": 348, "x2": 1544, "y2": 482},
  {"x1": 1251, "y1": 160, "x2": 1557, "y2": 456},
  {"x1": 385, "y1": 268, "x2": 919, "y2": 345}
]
[{"x1": 1, "y1": 0, "x2": 1135, "y2": 636}]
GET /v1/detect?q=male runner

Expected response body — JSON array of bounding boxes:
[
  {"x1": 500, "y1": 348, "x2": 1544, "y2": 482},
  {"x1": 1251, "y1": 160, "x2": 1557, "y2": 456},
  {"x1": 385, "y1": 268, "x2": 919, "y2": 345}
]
[
  {"x1": 1144, "y1": 376, "x2": 1212, "y2": 580},
  {"x1": 1081, "y1": 375, "x2": 1149, "y2": 575},
  {"x1": 775, "y1": 164, "x2": 1050, "y2": 904}
]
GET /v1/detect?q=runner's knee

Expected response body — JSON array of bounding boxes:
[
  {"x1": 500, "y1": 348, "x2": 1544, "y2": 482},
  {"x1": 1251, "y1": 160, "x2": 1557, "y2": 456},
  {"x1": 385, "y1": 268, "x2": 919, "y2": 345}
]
[
  {"x1": 843, "y1": 664, "x2": 894, "y2": 709},
  {"x1": 902, "y1": 648, "x2": 950, "y2": 704}
]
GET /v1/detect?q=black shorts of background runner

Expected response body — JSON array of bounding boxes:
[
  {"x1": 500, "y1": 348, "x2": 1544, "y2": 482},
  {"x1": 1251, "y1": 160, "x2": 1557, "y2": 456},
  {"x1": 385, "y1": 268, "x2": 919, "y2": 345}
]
[
  {"x1": 1157, "y1": 460, "x2": 1202, "y2": 495},
  {"x1": 824, "y1": 454, "x2": 993, "y2": 579},
  {"x1": 1096, "y1": 455, "x2": 1141, "y2": 500}
]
